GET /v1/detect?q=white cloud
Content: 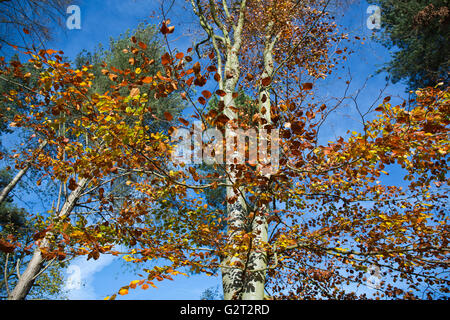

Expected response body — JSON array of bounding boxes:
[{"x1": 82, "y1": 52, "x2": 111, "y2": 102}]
[{"x1": 64, "y1": 253, "x2": 117, "y2": 300}]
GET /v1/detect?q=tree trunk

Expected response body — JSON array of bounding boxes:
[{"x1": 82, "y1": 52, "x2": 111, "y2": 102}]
[
  {"x1": 7, "y1": 177, "x2": 88, "y2": 300},
  {"x1": 221, "y1": 43, "x2": 249, "y2": 300},
  {"x1": 241, "y1": 35, "x2": 275, "y2": 299}
]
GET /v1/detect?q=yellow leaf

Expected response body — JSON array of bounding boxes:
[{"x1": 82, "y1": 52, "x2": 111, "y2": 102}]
[{"x1": 118, "y1": 288, "x2": 128, "y2": 295}]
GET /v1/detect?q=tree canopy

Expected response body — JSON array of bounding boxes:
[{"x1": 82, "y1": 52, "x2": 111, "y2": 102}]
[{"x1": 369, "y1": 0, "x2": 449, "y2": 90}]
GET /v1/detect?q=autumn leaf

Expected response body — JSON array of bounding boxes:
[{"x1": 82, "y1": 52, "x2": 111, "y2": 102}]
[
  {"x1": 179, "y1": 117, "x2": 189, "y2": 126},
  {"x1": 142, "y1": 76, "x2": 153, "y2": 84},
  {"x1": 161, "y1": 52, "x2": 171, "y2": 66},
  {"x1": 0, "y1": 238, "x2": 15, "y2": 253},
  {"x1": 193, "y1": 62, "x2": 201, "y2": 74},
  {"x1": 138, "y1": 41, "x2": 147, "y2": 50},
  {"x1": 164, "y1": 112, "x2": 173, "y2": 121},
  {"x1": 118, "y1": 288, "x2": 128, "y2": 295},
  {"x1": 216, "y1": 89, "x2": 226, "y2": 97},
  {"x1": 202, "y1": 90, "x2": 212, "y2": 99},
  {"x1": 302, "y1": 83, "x2": 313, "y2": 90},
  {"x1": 46, "y1": 49, "x2": 58, "y2": 55},
  {"x1": 261, "y1": 77, "x2": 272, "y2": 86},
  {"x1": 130, "y1": 87, "x2": 140, "y2": 97},
  {"x1": 109, "y1": 73, "x2": 118, "y2": 81},
  {"x1": 198, "y1": 96, "x2": 207, "y2": 105}
]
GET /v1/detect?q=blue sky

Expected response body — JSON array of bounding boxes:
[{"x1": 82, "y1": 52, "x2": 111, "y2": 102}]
[{"x1": 4, "y1": 0, "x2": 415, "y2": 300}]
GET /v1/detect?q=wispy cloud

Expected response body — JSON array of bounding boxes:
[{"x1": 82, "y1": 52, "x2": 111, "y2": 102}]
[{"x1": 64, "y1": 254, "x2": 117, "y2": 300}]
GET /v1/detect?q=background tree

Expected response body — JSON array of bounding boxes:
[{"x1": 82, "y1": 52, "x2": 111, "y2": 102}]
[
  {"x1": 0, "y1": 170, "x2": 66, "y2": 299},
  {"x1": 368, "y1": 0, "x2": 449, "y2": 90}
]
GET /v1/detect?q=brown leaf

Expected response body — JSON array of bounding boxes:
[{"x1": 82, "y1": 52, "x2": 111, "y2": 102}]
[
  {"x1": 215, "y1": 114, "x2": 229, "y2": 125},
  {"x1": 0, "y1": 239, "x2": 15, "y2": 253},
  {"x1": 261, "y1": 77, "x2": 272, "y2": 86},
  {"x1": 193, "y1": 62, "x2": 201, "y2": 74},
  {"x1": 164, "y1": 112, "x2": 173, "y2": 121},
  {"x1": 198, "y1": 96, "x2": 207, "y2": 105},
  {"x1": 179, "y1": 117, "x2": 189, "y2": 126},
  {"x1": 216, "y1": 90, "x2": 226, "y2": 97},
  {"x1": 138, "y1": 41, "x2": 147, "y2": 50},
  {"x1": 202, "y1": 90, "x2": 212, "y2": 99},
  {"x1": 302, "y1": 83, "x2": 313, "y2": 90}
]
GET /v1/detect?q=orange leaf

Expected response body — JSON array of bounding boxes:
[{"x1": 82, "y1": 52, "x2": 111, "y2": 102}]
[
  {"x1": 46, "y1": 49, "x2": 58, "y2": 55},
  {"x1": 138, "y1": 41, "x2": 147, "y2": 50},
  {"x1": 109, "y1": 73, "x2": 118, "y2": 81},
  {"x1": 302, "y1": 82, "x2": 313, "y2": 90},
  {"x1": 142, "y1": 76, "x2": 153, "y2": 84},
  {"x1": 161, "y1": 53, "x2": 171, "y2": 66},
  {"x1": 202, "y1": 90, "x2": 212, "y2": 99},
  {"x1": 164, "y1": 112, "x2": 173, "y2": 121}
]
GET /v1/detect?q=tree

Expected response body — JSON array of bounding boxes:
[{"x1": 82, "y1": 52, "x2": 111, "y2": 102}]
[
  {"x1": 368, "y1": 0, "x2": 449, "y2": 90},
  {"x1": 0, "y1": 23, "x2": 185, "y2": 299},
  {"x1": 0, "y1": 170, "x2": 66, "y2": 299},
  {"x1": 0, "y1": 1, "x2": 448, "y2": 301}
]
